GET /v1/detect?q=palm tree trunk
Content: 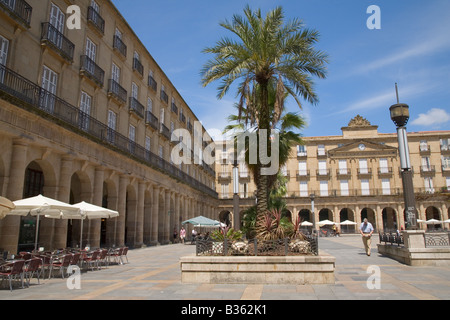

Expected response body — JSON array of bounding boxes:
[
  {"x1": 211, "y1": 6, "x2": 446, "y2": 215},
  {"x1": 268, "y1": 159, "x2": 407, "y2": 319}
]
[{"x1": 255, "y1": 80, "x2": 270, "y2": 223}]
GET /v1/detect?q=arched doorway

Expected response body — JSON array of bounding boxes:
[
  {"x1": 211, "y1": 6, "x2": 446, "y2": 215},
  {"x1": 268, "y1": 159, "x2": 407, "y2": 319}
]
[
  {"x1": 319, "y1": 208, "x2": 333, "y2": 221},
  {"x1": 425, "y1": 206, "x2": 442, "y2": 230},
  {"x1": 361, "y1": 207, "x2": 376, "y2": 231},
  {"x1": 299, "y1": 209, "x2": 311, "y2": 222},
  {"x1": 219, "y1": 210, "x2": 232, "y2": 227},
  {"x1": 68, "y1": 171, "x2": 92, "y2": 248},
  {"x1": 18, "y1": 161, "x2": 45, "y2": 252},
  {"x1": 382, "y1": 207, "x2": 397, "y2": 232}
]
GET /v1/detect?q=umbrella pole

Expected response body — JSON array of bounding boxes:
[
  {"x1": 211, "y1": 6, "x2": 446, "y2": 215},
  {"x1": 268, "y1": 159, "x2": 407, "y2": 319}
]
[
  {"x1": 34, "y1": 213, "x2": 40, "y2": 252},
  {"x1": 80, "y1": 217, "x2": 83, "y2": 249}
]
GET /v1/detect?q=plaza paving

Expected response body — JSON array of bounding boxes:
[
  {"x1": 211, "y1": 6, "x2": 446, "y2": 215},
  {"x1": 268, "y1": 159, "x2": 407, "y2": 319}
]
[{"x1": 0, "y1": 234, "x2": 449, "y2": 301}]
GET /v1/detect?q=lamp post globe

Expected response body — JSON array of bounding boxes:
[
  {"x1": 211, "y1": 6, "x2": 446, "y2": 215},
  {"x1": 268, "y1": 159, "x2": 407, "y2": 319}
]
[{"x1": 389, "y1": 103, "x2": 410, "y2": 128}]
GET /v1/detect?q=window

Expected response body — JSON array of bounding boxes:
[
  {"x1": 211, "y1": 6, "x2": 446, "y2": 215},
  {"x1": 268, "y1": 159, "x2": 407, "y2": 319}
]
[
  {"x1": 299, "y1": 181, "x2": 308, "y2": 197},
  {"x1": 158, "y1": 145, "x2": 164, "y2": 159},
  {"x1": 320, "y1": 181, "x2": 328, "y2": 196},
  {"x1": 440, "y1": 138, "x2": 449, "y2": 151},
  {"x1": 131, "y1": 82, "x2": 138, "y2": 99},
  {"x1": 145, "y1": 136, "x2": 151, "y2": 160},
  {"x1": 318, "y1": 160, "x2": 327, "y2": 175},
  {"x1": 379, "y1": 158, "x2": 389, "y2": 173},
  {"x1": 317, "y1": 145, "x2": 325, "y2": 156},
  {"x1": 111, "y1": 63, "x2": 120, "y2": 83},
  {"x1": 50, "y1": 3, "x2": 65, "y2": 33},
  {"x1": 0, "y1": 35, "x2": 9, "y2": 66},
  {"x1": 424, "y1": 177, "x2": 434, "y2": 193},
  {"x1": 41, "y1": 66, "x2": 58, "y2": 113},
  {"x1": 359, "y1": 159, "x2": 368, "y2": 174},
  {"x1": 147, "y1": 97, "x2": 153, "y2": 113},
  {"x1": 338, "y1": 160, "x2": 347, "y2": 174},
  {"x1": 85, "y1": 38, "x2": 97, "y2": 74},
  {"x1": 443, "y1": 156, "x2": 450, "y2": 170},
  {"x1": 298, "y1": 160, "x2": 307, "y2": 176},
  {"x1": 221, "y1": 184, "x2": 229, "y2": 199},
  {"x1": 0, "y1": 35, "x2": 9, "y2": 82},
  {"x1": 79, "y1": 91, "x2": 91, "y2": 131},
  {"x1": 297, "y1": 145, "x2": 307, "y2": 156},
  {"x1": 340, "y1": 180, "x2": 349, "y2": 196},
  {"x1": 381, "y1": 179, "x2": 390, "y2": 195},
  {"x1": 419, "y1": 140, "x2": 428, "y2": 151},
  {"x1": 446, "y1": 177, "x2": 450, "y2": 191},
  {"x1": 422, "y1": 157, "x2": 431, "y2": 171},
  {"x1": 107, "y1": 110, "x2": 116, "y2": 143},
  {"x1": 361, "y1": 179, "x2": 370, "y2": 195}
]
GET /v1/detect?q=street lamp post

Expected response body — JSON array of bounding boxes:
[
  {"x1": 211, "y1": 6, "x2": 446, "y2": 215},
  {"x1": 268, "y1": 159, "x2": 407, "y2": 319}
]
[
  {"x1": 390, "y1": 84, "x2": 418, "y2": 230},
  {"x1": 233, "y1": 159, "x2": 240, "y2": 230}
]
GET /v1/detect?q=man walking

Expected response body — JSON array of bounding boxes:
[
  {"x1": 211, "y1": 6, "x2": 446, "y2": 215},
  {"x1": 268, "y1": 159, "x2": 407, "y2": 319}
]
[{"x1": 360, "y1": 218, "x2": 374, "y2": 256}]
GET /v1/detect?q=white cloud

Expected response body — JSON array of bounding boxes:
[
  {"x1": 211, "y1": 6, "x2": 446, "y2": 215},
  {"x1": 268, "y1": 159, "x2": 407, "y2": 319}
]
[{"x1": 411, "y1": 108, "x2": 450, "y2": 127}]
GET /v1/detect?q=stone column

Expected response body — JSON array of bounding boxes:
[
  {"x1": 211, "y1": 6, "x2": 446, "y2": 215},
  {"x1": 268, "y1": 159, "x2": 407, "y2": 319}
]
[
  {"x1": 54, "y1": 157, "x2": 73, "y2": 249},
  {"x1": 150, "y1": 186, "x2": 160, "y2": 245},
  {"x1": 116, "y1": 175, "x2": 128, "y2": 247},
  {"x1": 163, "y1": 190, "x2": 171, "y2": 244},
  {"x1": 1, "y1": 140, "x2": 28, "y2": 254},
  {"x1": 143, "y1": 184, "x2": 153, "y2": 245},
  {"x1": 135, "y1": 181, "x2": 145, "y2": 247}
]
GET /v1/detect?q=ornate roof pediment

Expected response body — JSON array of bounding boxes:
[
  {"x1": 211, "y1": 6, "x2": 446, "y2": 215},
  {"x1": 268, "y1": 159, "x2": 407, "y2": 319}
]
[{"x1": 328, "y1": 140, "x2": 397, "y2": 159}]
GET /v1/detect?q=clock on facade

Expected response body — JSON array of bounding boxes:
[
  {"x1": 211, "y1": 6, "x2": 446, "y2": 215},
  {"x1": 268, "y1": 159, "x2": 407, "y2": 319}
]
[{"x1": 358, "y1": 143, "x2": 366, "y2": 151}]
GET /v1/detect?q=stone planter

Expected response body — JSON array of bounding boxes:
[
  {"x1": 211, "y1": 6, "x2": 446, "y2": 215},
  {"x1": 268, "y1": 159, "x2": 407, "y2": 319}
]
[{"x1": 180, "y1": 252, "x2": 335, "y2": 285}]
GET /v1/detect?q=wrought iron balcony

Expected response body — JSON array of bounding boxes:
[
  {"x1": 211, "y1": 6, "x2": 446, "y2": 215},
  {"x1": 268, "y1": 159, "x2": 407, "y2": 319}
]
[
  {"x1": 160, "y1": 89, "x2": 168, "y2": 104},
  {"x1": 113, "y1": 35, "x2": 127, "y2": 58},
  {"x1": 145, "y1": 111, "x2": 158, "y2": 130},
  {"x1": 171, "y1": 102, "x2": 178, "y2": 115},
  {"x1": 108, "y1": 79, "x2": 127, "y2": 104},
  {"x1": 0, "y1": 64, "x2": 218, "y2": 198},
  {"x1": 148, "y1": 75, "x2": 157, "y2": 91},
  {"x1": 129, "y1": 97, "x2": 144, "y2": 119},
  {"x1": 179, "y1": 112, "x2": 186, "y2": 123},
  {"x1": 80, "y1": 55, "x2": 104, "y2": 87},
  {"x1": 0, "y1": 0, "x2": 32, "y2": 28},
  {"x1": 87, "y1": 6, "x2": 105, "y2": 34},
  {"x1": 41, "y1": 22, "x2": 74, "y2": 62},
  {"x1": 160, "y1": 123, "x2": 170, "y2": 140},
  {"x1": 133, "y1": 57, "x2": 143, "y2": 76}
]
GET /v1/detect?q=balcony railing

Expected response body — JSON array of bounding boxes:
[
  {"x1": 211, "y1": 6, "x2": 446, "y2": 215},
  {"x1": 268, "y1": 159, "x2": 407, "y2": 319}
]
[
  {"x1": 108, "y1": 79, "x2": 127, "y2": 104},
  {"x1": 148, "y1": 75, "x2": 157, "y2": 91},
  {"x1": 41, "y1": 22, "x2": 74, "y2": 62},
  {"x1": 80, "y1": 55, "x2": 104, "y2": 87},
  {"x1": 160, "y1": 89, "x2": 169, "y2": 104},
  {"x1": 296, "y1": 170, "x2": 310, "y2": 179},
  {"x1": 171, "y1": 102, "x2": 178, "y2": 115},
  {"x1": 420, "y1": 165, "x2": 435, "y2": 175},
  {"x1": 160, "y1": 123, "x2": 170, "y2": 140},
  {"x1": 0, "y1": 0, "x2": 32, "y2": 27},
  {"x1": 145, "y1": 111, "x2": 158, "y2": 130},
  {"x1": 0, "y1": 63, "x2": 217, "y2": 198},
  {"x1": 113, "y1": 35, "x2": 127, "y2": 57},
  {"x1": 179, "y1": 112, "x2": 186, "y2": 123},
  {"x1": 87, "y1": 6, "x2": 105, "y2": 34},
  {"x1": 133, "y1": 57, "x2": 144, "y2": 76},
  {"x1": 129, "y1": 97, "x2": 144, "y2": 119}
]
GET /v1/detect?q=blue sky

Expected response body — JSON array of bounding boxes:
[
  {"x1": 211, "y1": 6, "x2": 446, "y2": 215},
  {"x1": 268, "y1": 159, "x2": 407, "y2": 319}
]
[{"x1": 111, "y1": 0, "x2": 450, "y2": 140}]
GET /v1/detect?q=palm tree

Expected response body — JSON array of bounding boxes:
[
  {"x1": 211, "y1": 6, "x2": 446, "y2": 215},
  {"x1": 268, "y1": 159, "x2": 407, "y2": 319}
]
[{"x1": 201, "y1": 5, "x2": 328, "y2": 218}]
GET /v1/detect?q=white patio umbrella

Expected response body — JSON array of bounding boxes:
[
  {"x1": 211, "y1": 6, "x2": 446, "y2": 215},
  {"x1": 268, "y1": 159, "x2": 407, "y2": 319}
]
[
  {"x1": 339, "y1": 220, "x2": 357, "y2": 225},
  {"x1": 301, "y1": 221, "x2": 313, "y2": 226},
  {"x1": 70, "y1": 201, "x2": 119, "y2": 249},
  {"x1": 318, "y1": 219, "x2": 335, "y2": 227},
  {"x1": 425, "y1": 219, "x2": 442, "y2": 225},
  {"x1": 9, "y1": 194, "x2": 80, "y2": 251},
  {"x1": 0, "y1": 196, "x2": 15, "y2": 219}
]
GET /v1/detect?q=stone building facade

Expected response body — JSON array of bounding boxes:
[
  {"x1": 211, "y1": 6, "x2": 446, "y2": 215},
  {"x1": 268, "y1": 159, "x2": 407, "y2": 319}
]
[
  {"x1": 0, "y1": 0, "x2": 218, "y2": 254},
  {"x1": 216, "y1": 115, "x2": 450, "y2": 232}
]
